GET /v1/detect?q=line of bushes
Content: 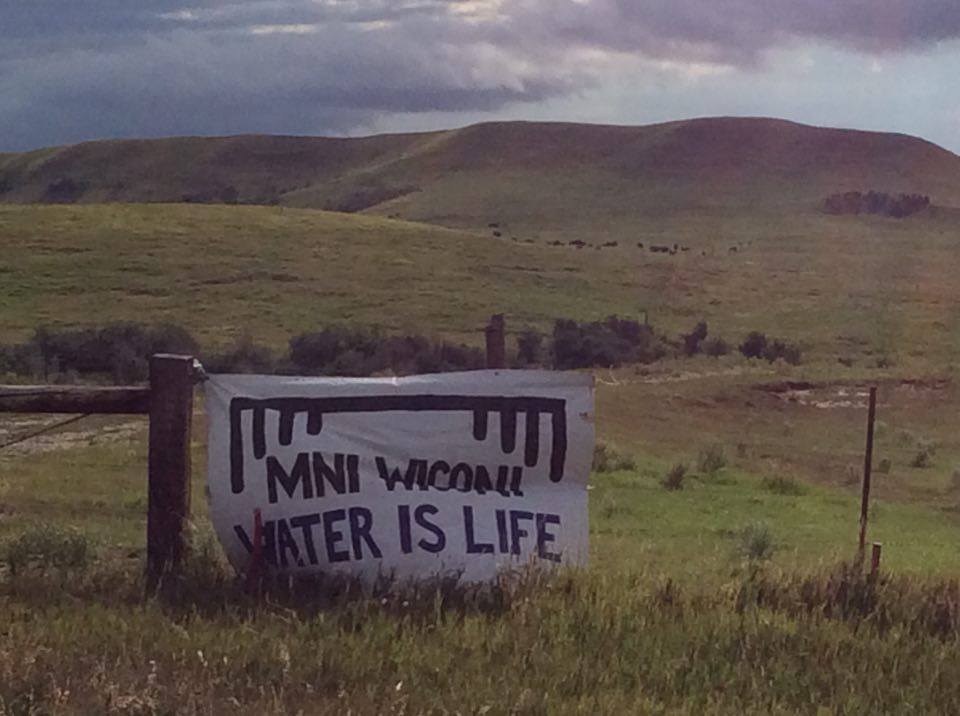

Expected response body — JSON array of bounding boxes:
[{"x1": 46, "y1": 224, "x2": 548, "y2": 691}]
[{"x1": 0, "y1": 318, "x2": 802, "y2": 383}]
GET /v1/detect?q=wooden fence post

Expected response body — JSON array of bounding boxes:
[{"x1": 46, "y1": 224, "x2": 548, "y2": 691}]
[
  {"x1": 147, "y1": 354, "x2": 194, "y2": 587},
  {"x1": 858, "y1": 386, "x2": 878, "y2": 565},
  {"x1": 870, "y1": 542, "x2": 882, "y2": 579},
  {"x1": 485, "y1": 314, "x2": 506, "y2": 369}
]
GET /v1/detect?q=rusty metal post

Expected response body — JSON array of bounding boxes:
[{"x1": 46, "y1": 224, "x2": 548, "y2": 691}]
[
  {"x1": 858, "y1": 386, "x2": 878, "y2": 565},
  {"x1": 146, "y1": 354, "x2": 194, "y2": 587},
  {"x1": 485, "y1": 314, "x2": 506, "y2": 369}
]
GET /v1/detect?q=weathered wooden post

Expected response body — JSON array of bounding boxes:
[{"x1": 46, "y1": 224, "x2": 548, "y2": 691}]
[
  {"x1": 147, "y1": 354, "x2": 194, "y2": 587},
  {"x1": 857, "y1": 386, "x2": 878, "y2": 565},
  {"x1": 870, "y1": 542, "x2": 882, "y2": 579},
  {"x1": 485, "y1": 314, "x2": 506, "y2": 369}
]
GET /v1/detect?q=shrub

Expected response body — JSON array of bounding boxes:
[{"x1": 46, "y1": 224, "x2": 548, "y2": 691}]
[
  {"x1": 205, "y1": 335, "x2": 276, "y2": 374},
  {"x1": 911, "y1": 447, "x2": 935, "y2": 469},
  {"x1": 761, "y1": 475, "x2": 807, "y2": 496},
  {"x1": 27, "y1": 323, "x2": 198, "y2": 382},
  {"x1": 552, "y1": 316, "x2": 665, "y2": 369},
  {"x1": 739, "y1": 332, "x2": 801, "y2": 364},
  {"x1": 681, "y1": 321, "x2": 709, "y2": 356},
  {"x1": 702, "y1": 337, "x2": 730, "y2": 357},
  {"x1": 661, "y1": 463, "x2": 688, "y2": 491},
  {"x1": 516, "y1": 329, "x2": 544, "y2": 367},
  {"x1": 740, "y1": 332, "x2": 768, "y2": 359},
  {"x1": 0, "y1": 524, "x2": 91, "y2": 577},
  {"x1": 288, "y1": 327, "x2": 484, "y2": 377},
  {"x1": 697, "y1": 444, "x2": 727, "y2": 476},
  {"x1": 735, "y1": 522, "x2": 778, "y2": 561},
  {"x1": 592, "y1": 442, "x2": 637, "y2": 473},
  {"x1": 876, "y1": 458, "x2": 892, "y2": 475}
]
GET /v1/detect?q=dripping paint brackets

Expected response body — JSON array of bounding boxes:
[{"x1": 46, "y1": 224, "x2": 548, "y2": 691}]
[{"x1": 228, "y1": 394, "x2": 569, "y2": 494}]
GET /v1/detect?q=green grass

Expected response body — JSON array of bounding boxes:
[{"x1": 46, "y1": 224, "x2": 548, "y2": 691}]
[
  {"x1": 6, "y1": 200, "x2": 960, "y2": 711},
  {"x1": 4, "y1": 203, "x2": 960, "y2": 371},
  {"x1": 4, "y1": 432, "x2": 960, "y2": 712}
]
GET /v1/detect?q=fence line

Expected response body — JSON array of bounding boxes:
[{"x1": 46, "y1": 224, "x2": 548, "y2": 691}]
[{"x1": 0, "y1": 318, "x2": 509, "y2": 588}]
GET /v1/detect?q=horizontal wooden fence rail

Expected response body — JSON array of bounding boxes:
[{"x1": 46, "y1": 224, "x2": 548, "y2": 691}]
[
  {"x1": 0, "y1": 317, "x2": 509, "y2": 589},
  {"x1": 0, "y1": 385, "x2": 151, "y2": 414},
  {"x1": 0, "y1": 354, "x2": 195, "y2": 589}
]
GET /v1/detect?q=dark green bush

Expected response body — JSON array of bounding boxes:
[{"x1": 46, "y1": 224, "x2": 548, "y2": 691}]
[
  {"x1": 661, "y1": 463, "x2": 688, "y2": 491},
  {"x1": 516, "y1": 329, "x2": 544, "y2": 366},
  {"x1": 552, "y1": 316, "x2": 665, "y2": 369},
  {"x1": 205, "y1": 335, "x2": 276, "y2": 374},
  {"x1": 740, "y1": 332, "x2": 801, "y2": 364},
  {"x1": 27, "y1": 323, "x2": 198, "y2": 382}
]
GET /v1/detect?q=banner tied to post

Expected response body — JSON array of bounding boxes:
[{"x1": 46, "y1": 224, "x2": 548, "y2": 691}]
[{"x1": 204, "y1": 370, "x2": 594, "y2": 583}]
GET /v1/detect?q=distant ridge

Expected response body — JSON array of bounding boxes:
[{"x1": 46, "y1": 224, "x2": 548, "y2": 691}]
[{"x1": 2, "y1": 118, "x2": 958, "y2": 234}]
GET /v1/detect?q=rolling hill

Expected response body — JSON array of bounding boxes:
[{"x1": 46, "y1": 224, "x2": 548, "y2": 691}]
[{"x1": 2, "y1": 118, "x2": 959, "y2": 240}]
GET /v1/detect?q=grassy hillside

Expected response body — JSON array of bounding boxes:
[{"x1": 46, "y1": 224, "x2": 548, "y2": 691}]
[
  {"x1": 4, "y1": 202, "x2": 960, "y2": 368},
  {"x1": 5, "y1": 199, "x2": 960, "y2": 711},
  {"x1": 3, "y1": 118, "x2": 960, "y2": 244}
]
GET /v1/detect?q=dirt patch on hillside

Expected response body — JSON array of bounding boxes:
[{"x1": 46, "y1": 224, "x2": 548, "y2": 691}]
[{"x1": 757, "y1": 378, "x2": 950, "y2": 409}]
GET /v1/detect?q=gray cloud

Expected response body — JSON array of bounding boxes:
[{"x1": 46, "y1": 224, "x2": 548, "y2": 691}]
[{"x1": 1, "y1": 0, "x2": 959, "y2": 150}]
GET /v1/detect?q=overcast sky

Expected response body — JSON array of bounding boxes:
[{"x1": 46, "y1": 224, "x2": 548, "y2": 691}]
[{"x1": 2, "y1": 0, "x2": 959, "y2": 152}]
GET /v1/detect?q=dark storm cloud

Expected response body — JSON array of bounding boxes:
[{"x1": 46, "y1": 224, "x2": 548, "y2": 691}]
[
  {"x1": 504, "y1": 0, "x2": 960, "y2": 64},
  {"x1": 2, "y1": 0, "x2": 959, "y2": 149}
]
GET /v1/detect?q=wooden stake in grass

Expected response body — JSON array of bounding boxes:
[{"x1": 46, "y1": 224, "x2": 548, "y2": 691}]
[
  {"x1": 871, "y1": 542, "x2": 882, "y2": 579},
  {"x1": 858, "y1": 386, "x2": 878, "y2": 565},
  {"x1": 485, "y1": 314, "x2": 506, "y2": 369}
]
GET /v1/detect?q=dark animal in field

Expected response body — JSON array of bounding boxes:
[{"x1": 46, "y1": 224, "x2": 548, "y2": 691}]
[
  {"x1": 602, "y1": 241, "x2": 619, "y2": 248},
  {"x1": 523, "y1": 238, "x2": 535, "y2": 244},
  {"x1": 680, "y1": 246, "x2": 690, "y2": 252},
  {"x1": 637, "y1": 242, "x2": 644, "y2": 249},
  {"x1": 729, "y1": 246, "x2": 738, "y2": 253},
  {"x1": 650, "y1": 245, "x2": 671, "y2": 253},
  {"x1": 570, "y1": 239, "x2": 587, "y2": 248},
  {"x1": 548, "y1": 240, "x2": 564, "y2": 246},
  {"x1": 488, "y1": 222, "x2": 500, "y2": 228},
  {"x1": 493, "y1": 230, "x2": 502, "y2": 237}
]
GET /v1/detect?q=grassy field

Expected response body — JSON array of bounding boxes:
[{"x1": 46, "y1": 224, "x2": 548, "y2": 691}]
[
  {"x1": 4, "y1": 201, "x2": 960, "y2": 711},
  {"x1": 3, "y1": 202, "x2": 960, "y2": 367}
]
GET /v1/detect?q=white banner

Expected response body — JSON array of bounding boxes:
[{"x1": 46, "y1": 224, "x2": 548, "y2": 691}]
[{"x1": 204, "y1": 370, "x2": 594, "y2": 583}]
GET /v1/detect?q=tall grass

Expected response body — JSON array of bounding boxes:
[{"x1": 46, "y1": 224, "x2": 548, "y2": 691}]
[{"x1": 4, "y1": 551, "x2": 960, "y2": 714}]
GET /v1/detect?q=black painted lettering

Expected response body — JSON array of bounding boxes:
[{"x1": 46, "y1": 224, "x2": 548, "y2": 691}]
[
  {"x1": 509, "y1": 510, "x2": 534, "y2": 555},
  {"x1": 266, "y1": 452, "x2": 312, "y2": 503},
  {"x1": 398, "y1": 505, "x2": 413, "y2": 553},
  {"x1": 428, "y1": 460, "x2": 451, "y2": 491},
  {"x1": 536, "y1": 513, "x2": 562, "y2": 563},
  {"x1": 463, "y1": 506, "x2": 494, "y2": 554},
  {"x1": 414, "y1": 504, "x2": 446, "y2": 553},
  {"x1": 275, "y1": 518, "x2": 301, "y2": 568},
  {"x1": 323, "y1": 509, "x2": 350, "y2": 563},
  {"x1": 450, "y1": 463, "x2": 474, "y2": 493},
  {"x1": 312, "y1": 452, "x2": 346, "y2": 496},
  {"x1": 348, "y1": 507, "x2": 382, "y2": 559},
  {"x1": 376, "y1": 457, "x2": 420, "y2": 491},
  {"x1": 495, "y1": 509, "x2": 509, "y2": 553},
  {"x1": 291, "y1": 513, "x2": 322, "y2": 565}
]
